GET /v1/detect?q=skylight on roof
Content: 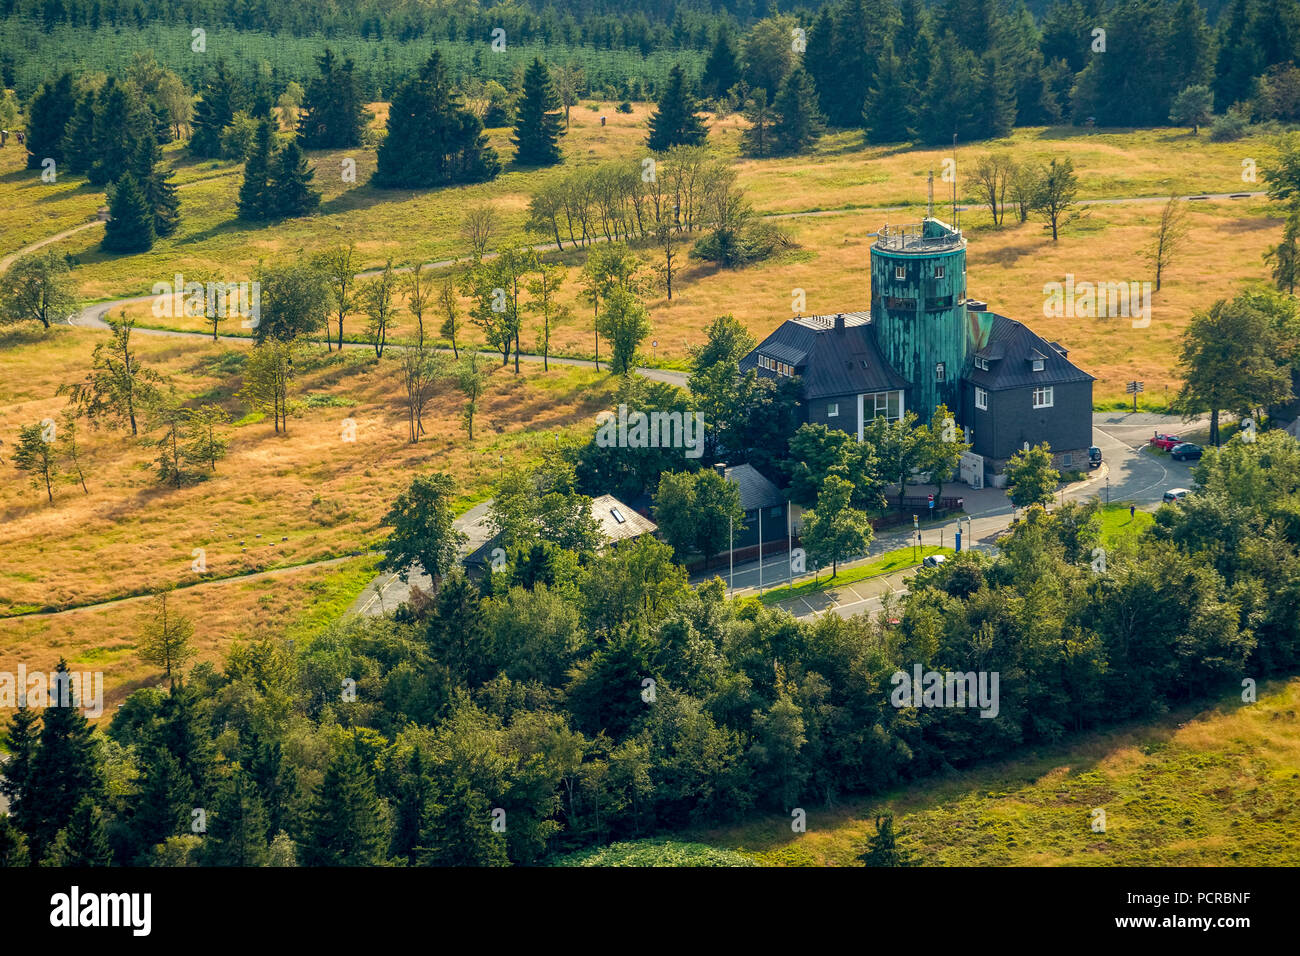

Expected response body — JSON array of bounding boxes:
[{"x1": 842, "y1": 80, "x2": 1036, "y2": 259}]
[{"x1": 610, "y1": 507, "x2": 626, "y2": 524}]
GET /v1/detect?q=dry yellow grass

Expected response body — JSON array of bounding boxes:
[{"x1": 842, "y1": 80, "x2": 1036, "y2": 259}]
[
  {"x1": 0, "y1": 327, "x2": 616, "y2": 613},
  {"x1": 0, "y1": 555, "x2": 377, "y2": 719}
]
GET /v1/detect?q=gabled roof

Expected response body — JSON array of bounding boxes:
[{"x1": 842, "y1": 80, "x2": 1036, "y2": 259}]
[
  {"x1": 590, "y1": 494, "x2": 658, "y2": 542},
  {"x1": 740, "y1": 313, "x2": 909, "y2": 399},
  {"x1": 723, "y1": 463, "x2": 784, "y2": 511},
  {"x1": 965, "y1": 313, "x2": 1095, "y2": 390}
]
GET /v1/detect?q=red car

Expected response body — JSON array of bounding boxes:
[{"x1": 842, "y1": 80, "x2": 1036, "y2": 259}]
[{"x1": 1149, "y1": 433, "x2": 1182, "y2": 451}]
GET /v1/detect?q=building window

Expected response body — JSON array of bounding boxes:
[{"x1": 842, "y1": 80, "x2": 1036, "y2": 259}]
[
  {"x1": 1063, "y1": 453, "x2": 1072, "y2": 467},
  {"x1": 1033, "y1": 386, "x2": 1054, "y2": 408},
  {"x1": 974, "y1": 357, "x2": 989, "y2": 371},
  {"x1": 935, "y1": 266, "x2": 945, "y2": 279},
  {"x1": 925, "y1": 296, "x2": 953, "y2": 310},
  {"x1": 868, "y1": 390, "x2": 902, "y2": 421},
  {"x1": 885, "y1": 296, "x2": 917, "y2": 311},
  {"x1": 935, "y1": 362, "x2": 946, "y2": 382},
  {"x1": 1032, "y1": 357, "x2": 1045, "y2": 372},
  {"x1": 975, "y1": 386, "x2": 988, "y2": 410},
  {"x1": 827, "y1": 402, "x2": 839, "y2": 417},
  {"x1": 895, "y1": 265, "x2": 906, "y2": 280}
]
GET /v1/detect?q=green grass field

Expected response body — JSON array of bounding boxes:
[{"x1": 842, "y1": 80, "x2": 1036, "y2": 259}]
[
  {"x1": 672, "y1": 677, "x2": 1300, "y2": 866},
  {"x1": 758, "y1": 544, "x2": 953, "y2": 605}
]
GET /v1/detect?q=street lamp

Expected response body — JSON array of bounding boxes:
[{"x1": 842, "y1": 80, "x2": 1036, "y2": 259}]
[{"x1": 1105, "y1": 475, "x2": 1110, "y2": 506}]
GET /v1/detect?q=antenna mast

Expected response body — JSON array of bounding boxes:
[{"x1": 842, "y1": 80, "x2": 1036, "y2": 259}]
[
  {"x1": 927, "y1": 170, "x2": 934, "y2": 219},
  {"x1": 951, "y1": 132, "x2": 958, "y2": 228}
]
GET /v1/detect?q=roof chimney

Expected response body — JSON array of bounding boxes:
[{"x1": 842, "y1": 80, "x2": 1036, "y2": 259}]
[
  {"x1": 714, "y1": 462, "x2": 727, "y2": 478},
  {"x1": 834, "y1": 313, "x2": 846, "y2": 332}
]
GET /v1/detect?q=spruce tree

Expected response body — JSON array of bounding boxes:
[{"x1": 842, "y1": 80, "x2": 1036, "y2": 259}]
[
  {"x1": 0, "y1": 705, "x2": 40, "y2": 837},
  {"x1": 269, "y1": 138, "x2": 321, "y2": 218},
  {"x1": 43, "y1": 797, "x2": 113, "y2": 866},
  {"x1": 864, "y1": 44, "x2": 915, "y2": 144},
  {"x1": 859, "y1": 813, "x2": 916, "y2": 866},
  {"x1": 102, "y1": 172, "x2": 156, "y2": 252},
  {"x1": 701, "y1": 29, "x2": 741, "y2": 100},
  {"x1": 88, "y1": 77, "x2": 149, "y2": 187},
  {"x1": 511, "y1": 57, "x2": 564, "y2": 166},
  {"x1": 646, "y1": 64, "x2": 708, "y2": 151},
  {"x1": 23, "y1": 661, "x2": 103, "y2": 862},
  {"x1": 298, "y1": 48, "x2": 367, "y2": 149},
  {"x1": 59, "y1": 88, "x2": 97, "y2": 175},
  {"x1": 132, "y1": 132, "x2": 180, "y2": 237},
  {"x1": 25, "y1": 71, "x2": 76, "y2": 169},
  {"x1": 128, "y1": 745, "x2": 195, "y2": 859},
  {"x1": 201, "y1": 772, "x2": 271, "y2": 866},
  {"x1": 772, "y1": 68, "x2": 826, "y2": 155},
  {"x1": 301, "y1": 747, "x2": 389, "y2": 866},
  {"x1": 0, "y1": 814, "x2": 30, "y2": 866},
  {"x1": 374, "y1": 51, "x2": 501, "y2": 188},
  {"x1": 189, "y1": 59, "x2": 239, "y2": 158},
  {"x1": 237, "y1": 118, "x2": 275, "y2": 220},
  {"x1": 804, "y1": 7, "x2": 837, "y2": 121}
]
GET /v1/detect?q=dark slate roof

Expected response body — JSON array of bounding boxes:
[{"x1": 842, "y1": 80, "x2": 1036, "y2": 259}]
[
  {"x1": 724, "y1": 463, "x2": 784, "y2": 510},
  {"x1": 966, "y1": 313, "x2": 1095, "y2": 391},
  {"x1": 740, "y1": 313, "x2": 909, "y2": 400}
]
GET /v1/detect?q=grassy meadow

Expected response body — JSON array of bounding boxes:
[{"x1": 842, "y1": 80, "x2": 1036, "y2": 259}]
[
  {"x1": 683, "y1": 677, "x2": 1300, "y2": 866},
  {"x1": 0, "y1": 325, "x2": 616, "y2": 617}
]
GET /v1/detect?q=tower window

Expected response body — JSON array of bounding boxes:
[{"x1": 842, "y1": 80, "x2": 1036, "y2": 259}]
[
  {"x1": 935, "y1": 266, "x2": 945, "y2": 279},
  {"x1": 895, "y1": 265, "x2": 906, "y2": 280},
  {"x1": 935, "y1": 362, "x2": 946, "y2": 382}
]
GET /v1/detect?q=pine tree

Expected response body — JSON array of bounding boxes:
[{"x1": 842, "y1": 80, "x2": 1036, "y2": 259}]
[
  {"x1": 43, "y1": 797, "x2": 113, "y2": 866},
  {"x1": 772, "y1": 68, "x2": 826, "y2": 155},
  {"x1": 88, "y1": 77, "x2": 149, "y2": 187},
  {"x1": 301, "y1": 747, "x2": 389, "y2": 866},
  {"x1": 859, "y1": 813, "x2": 916, "y2": 866},
  {"x1": 23, "y1": 661, "x2": 103, "y2": 862},
  {"x1": 0, "y1": 706, "x2": 40, "y2": 837},
  {"x1": 740, "y1": 88, "x2": 776, "y2": 157},
  {"x1": 298, "y1": 48, "x2": 367, "y2": 149},
  {"x1": 512, "y1": 57, "x2": 564, "y2": 166},
  {"x1": 131, "y1": 132, "x2": 180, "y2": 238},
  {"x1": 101, "y1": 172, "x2": 156, "y2": 252},
  {"x1": 804, "y1": 7, "x2": 837, "y2": 121},
  {"x1": 24, "y1": 71, "x2": 76, "y2": 169},
  {"x1": 701, "y1": 28, "x2": 742, "y2": 100},
  {"x1": 237, "y1": 118, "x2": 275, "y2": 219},
  {"x1": 864, "y1": 43, "x2": 915, "y2": 144},
  {"x1": 189, "y1": 59, "x2": 240, "y2": 158},
  {"x1": 646, "y1": 64, "x2": 708, "y2": 151},
  {"x1": 374, "y1": 51, "x2": 500, "y2": 188},
  {"x1": 60, "y1": 88, "x2": 97, "y2": 175},
  {"x1": 201, "y1": 772, "x2": 271, "y2": 866},
  {"x1": 269, "y1": 138, "x2": 321, "y2": 218}
]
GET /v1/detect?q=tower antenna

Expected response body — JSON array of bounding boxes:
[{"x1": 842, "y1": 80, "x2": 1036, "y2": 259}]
[
  {"x1": 927, "y1": 170, "x2": 934, "y2": 219},
  {"x1": 952, "y1": 132, "x2": 958, "y2": 228}
]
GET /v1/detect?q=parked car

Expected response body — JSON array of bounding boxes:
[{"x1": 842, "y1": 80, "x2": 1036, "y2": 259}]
[
  {"x1": 1088, "y1": 446, "x2": 1103, "y2": 468},
  {"x1": 922, "y1": 554, "x2": 947, "y2": 568},
  {"x1": 1170, "y1": 442, "x2": 1202, "y2": 461},
  {"x1": 1162, "y1": 488, "x2": 1191, "y2": 503},
  {"x1": 1149, "y1": 433, "x2": 1182, "y2": 451}
]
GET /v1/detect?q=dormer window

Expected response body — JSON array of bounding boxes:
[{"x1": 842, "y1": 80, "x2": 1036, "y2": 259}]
[
  {"x1": 975, "y1": 357, "x2": 989, "y2": 371},
  {"x1": 1032, "y1": 358, "x2": 1045, "y2": 372}
]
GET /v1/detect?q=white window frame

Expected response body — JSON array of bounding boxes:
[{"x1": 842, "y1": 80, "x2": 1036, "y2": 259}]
[
  {"x1": 827, "y1": 402, "x2": 839, "y2": 417},
  {"x1": 975, "y1": 386, "x2": 988, "y2": 410},
  {"x1": 935, "y1": 266, "x2": 945, "y2": 279},
  {"x1": 975, "y1": 357, "x2": 988, "y2": 371},
  {"x1": 1033, "y1": 386, "x2": 1054, "y2": 409},
  {"x1": 895, "y1": 265, "x2": 906, "y2": 280},
  {"x1": 935, "y1": 362, "x2": 946, "y2": 382},
  {"x1": 1032, "y1": 357, "x2": 1045, "y2": 372}
]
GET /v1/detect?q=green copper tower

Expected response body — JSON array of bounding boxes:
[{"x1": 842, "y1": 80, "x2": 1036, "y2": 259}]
[{"x1": 870, "y1": 217, "x2": 969, "y2": 424}]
